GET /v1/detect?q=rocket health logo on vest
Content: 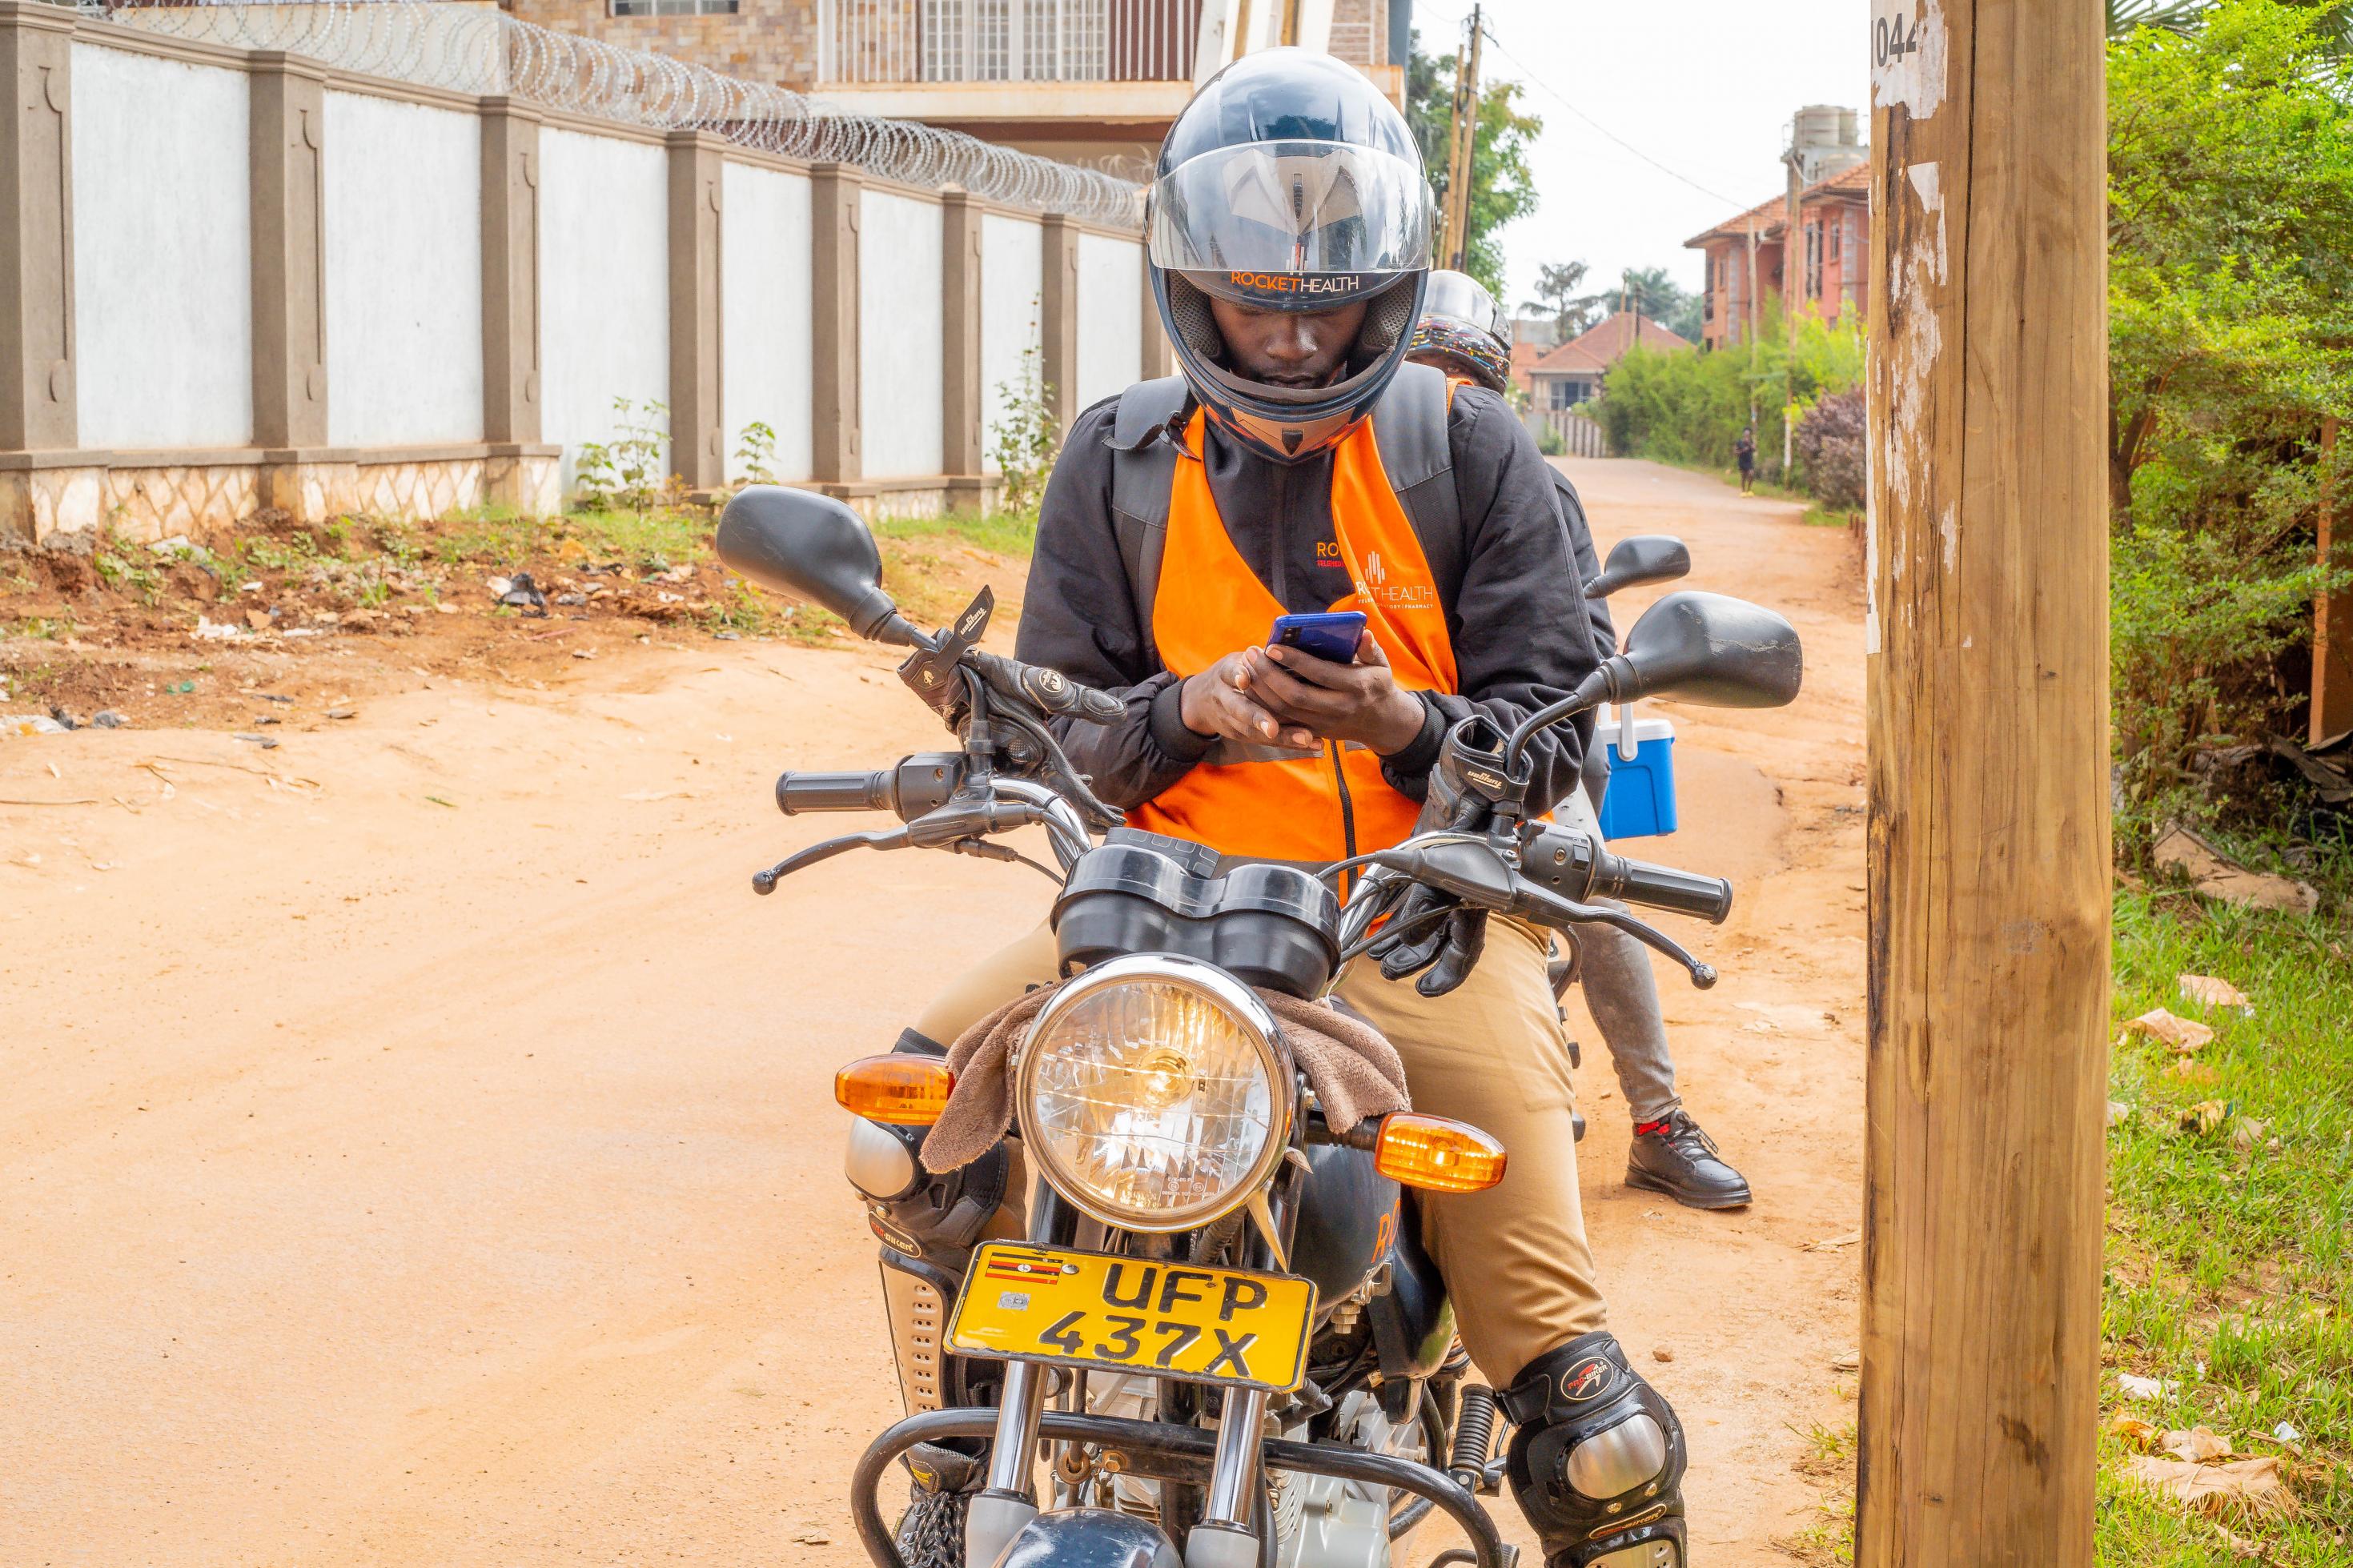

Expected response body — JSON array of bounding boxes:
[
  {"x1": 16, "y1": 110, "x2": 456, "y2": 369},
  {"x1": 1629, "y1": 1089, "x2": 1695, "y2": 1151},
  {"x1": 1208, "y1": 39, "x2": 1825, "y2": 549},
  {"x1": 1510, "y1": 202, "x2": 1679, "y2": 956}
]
[{"x1": 1359, "y1": 550, "x2": 1435, "y2": 609}]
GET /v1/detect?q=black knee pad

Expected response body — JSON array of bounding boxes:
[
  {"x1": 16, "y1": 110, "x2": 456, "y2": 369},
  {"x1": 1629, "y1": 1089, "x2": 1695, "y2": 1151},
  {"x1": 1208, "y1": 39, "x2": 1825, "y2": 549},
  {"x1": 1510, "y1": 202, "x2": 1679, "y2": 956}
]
[{"x1": 1501, "y1": 1332, "x2": 1688, "y2": 1567}]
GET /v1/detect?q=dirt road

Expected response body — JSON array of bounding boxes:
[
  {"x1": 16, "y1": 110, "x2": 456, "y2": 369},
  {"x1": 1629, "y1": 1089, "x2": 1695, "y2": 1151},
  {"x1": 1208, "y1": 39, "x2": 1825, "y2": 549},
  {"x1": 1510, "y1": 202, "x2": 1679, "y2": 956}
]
[{"x1": 1, "y1": 459, "x2": 1865, "y2": 1565}]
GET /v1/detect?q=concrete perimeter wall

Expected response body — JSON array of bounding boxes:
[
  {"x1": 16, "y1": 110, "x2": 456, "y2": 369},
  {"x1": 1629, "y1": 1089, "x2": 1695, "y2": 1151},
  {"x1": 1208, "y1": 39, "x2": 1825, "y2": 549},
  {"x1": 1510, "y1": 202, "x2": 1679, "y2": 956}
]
[
  {"x1": 0, "y1": 1, "x2": 1158, "y2": 540},
  {"x1": 978, "y1": 211, "x2": 1044, "y2": 475},
  {"x1": 537, "y1": 126, "x2": 671, "y2": 493}
]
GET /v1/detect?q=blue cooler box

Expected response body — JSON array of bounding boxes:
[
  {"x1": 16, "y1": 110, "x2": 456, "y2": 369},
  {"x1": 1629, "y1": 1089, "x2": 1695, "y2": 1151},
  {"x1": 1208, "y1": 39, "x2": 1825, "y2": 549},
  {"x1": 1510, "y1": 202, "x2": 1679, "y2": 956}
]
[{"x1": 1596, "y1": 712, "x2": 1678, "y2": 840}]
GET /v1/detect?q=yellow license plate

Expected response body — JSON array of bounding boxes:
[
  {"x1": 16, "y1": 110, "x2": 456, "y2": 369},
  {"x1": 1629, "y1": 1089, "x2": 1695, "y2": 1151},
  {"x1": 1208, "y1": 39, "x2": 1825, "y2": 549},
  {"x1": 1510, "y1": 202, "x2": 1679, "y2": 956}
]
[{"x1": 946, "y1": 1243, "x2": 1316, "y2": 1392}]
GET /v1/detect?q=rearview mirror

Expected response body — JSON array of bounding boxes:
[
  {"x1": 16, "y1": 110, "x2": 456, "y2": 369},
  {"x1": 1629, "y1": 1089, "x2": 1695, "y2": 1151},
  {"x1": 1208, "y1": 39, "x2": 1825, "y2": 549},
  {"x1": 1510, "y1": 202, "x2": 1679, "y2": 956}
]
[
  {"x1": 1612, "y1": 590, "x2": 1802, "y2": 708},
  {"x1": 714, "y1": 486, "x2": 919, "y2": 645},
  {"x1": 1583, "y1": 535, "x2": 1691, "y2": 600}
]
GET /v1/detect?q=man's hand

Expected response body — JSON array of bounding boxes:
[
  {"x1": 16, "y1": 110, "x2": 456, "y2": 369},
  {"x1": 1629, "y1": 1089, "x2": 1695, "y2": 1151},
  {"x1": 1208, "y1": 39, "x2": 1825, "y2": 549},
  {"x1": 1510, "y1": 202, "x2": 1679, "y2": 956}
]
[
  {"x1": 1180, "y1": 652, "x2": 1320, "y2": 751},
  {"x1": 1241, "y1": 631, "x2": 1427, "y2": 755}
]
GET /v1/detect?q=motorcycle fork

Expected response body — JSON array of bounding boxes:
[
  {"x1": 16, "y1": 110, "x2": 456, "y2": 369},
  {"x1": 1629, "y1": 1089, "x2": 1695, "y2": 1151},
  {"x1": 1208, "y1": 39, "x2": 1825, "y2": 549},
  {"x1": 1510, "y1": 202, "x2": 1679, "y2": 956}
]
[
  {"x1": 966, "y1": 1188, "x2": 1077, "y2": 1568},
  {"x1": 1185, "y1": 1174, "x2": 1299, "y2": 1568}
]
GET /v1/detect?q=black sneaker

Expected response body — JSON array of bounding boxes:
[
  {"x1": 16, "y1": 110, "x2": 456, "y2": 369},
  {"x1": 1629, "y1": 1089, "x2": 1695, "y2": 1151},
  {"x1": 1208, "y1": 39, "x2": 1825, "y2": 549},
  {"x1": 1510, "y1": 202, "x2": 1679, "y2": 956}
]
[{"x1": 1625, "y1": 1110, "x2": 1751, "y2": 1209}]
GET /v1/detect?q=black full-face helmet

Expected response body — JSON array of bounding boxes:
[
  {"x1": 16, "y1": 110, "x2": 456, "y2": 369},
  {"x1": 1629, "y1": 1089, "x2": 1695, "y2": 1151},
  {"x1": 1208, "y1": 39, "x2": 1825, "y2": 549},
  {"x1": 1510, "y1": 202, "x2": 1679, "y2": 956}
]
[
  {"x1": 1147, "y1": 48, "x2": 1435, "y2": 463},
  {"x1": 1408, "y1": 269, "x2": 1512, "y2": 394}
]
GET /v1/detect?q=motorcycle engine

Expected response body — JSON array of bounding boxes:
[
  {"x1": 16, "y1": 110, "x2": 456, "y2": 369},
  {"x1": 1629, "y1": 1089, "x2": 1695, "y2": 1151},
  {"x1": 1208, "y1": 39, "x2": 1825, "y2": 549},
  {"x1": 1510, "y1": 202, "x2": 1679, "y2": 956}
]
[
  {"x1": 1271, "y1": 1391, "x2": 1429, "y2": 1568},
  {"x1": 1081, "y1": 1379, "x2": 1427, "y2": 1568}
]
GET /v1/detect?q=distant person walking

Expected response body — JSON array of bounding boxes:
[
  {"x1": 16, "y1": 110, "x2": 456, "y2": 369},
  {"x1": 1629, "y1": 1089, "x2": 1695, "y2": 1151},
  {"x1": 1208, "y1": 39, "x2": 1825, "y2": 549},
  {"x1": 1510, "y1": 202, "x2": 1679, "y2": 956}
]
[{"x1": 1735, "y1": 424, "x2": 1757, "y2": 495}]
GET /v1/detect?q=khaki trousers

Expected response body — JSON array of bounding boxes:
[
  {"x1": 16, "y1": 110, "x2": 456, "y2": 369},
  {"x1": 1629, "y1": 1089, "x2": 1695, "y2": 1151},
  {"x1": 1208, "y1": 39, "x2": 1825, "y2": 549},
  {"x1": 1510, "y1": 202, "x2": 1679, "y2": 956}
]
[{"x1": 914, "y1": 916, "x2": 1606, "y2": 1388}]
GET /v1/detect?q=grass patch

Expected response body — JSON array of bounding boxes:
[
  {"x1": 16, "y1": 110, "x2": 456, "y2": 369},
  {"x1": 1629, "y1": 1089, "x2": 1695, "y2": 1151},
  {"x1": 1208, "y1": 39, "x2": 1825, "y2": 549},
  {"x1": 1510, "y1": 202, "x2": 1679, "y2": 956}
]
[
  {"x1": 1773, "y1": 893, "x2": 2347, "y2": 1564},
  {"x1": 2097, "y1": 888, "x2": 2351, "y2": 1562},
  {"x1": 1775, "y1": 1421, "x2": 1857, "y2": 1564},
  {"x1": 394, "y1": 502, "x2": 1038, "y2": 644},
  {"x1": 875, "y1": 509, "x2": 1039, "y2": 559}
]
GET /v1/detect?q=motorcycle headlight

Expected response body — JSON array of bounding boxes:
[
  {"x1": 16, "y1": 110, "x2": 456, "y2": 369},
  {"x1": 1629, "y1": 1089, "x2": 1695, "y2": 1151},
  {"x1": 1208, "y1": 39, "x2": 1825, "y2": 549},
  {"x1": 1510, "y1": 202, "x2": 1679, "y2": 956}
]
[{"x1": 1015, "y1": 955, "x2": 1289, "y2": 1233}]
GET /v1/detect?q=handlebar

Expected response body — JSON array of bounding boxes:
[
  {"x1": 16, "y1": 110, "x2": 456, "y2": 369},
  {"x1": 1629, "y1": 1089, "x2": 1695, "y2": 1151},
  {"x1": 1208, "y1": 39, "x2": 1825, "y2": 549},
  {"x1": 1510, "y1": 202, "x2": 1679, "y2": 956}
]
[
  {"x1": 1603, "y1": 856, "x2": 1735, "y2": 924},
  {"x1": 1520, "y1": 822, "x2": 1734, "y2": 924},
  {"x1": 776, "y1": 770, "x2": 895, "y2": 814},
  {"x1": 1339, "y1": 832, "x2": 1722, "y2": 990},
  {"x1": 757, "y1": 768, "x2": 1096, "y2": 896},
  {"x1": 776, "y1": 753, "x2": 965, "y2": 819}
]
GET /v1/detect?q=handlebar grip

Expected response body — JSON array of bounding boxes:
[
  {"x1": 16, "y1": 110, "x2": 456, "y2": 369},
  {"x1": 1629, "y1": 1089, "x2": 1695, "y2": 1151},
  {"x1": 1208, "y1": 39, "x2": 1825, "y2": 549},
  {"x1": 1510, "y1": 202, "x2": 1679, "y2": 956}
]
[
  {"x1": 775, "y1": 769, "x2": 894, "y2": 815},
  {"x1": 1596, "y1": 851, "x2": 1735, "y2": 924}
]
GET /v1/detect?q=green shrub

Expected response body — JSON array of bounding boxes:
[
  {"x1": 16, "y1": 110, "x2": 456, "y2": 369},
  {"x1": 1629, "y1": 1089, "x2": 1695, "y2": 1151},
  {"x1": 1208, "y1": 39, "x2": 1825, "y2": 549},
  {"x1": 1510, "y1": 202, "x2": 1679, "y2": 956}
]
[
  {"x1": 576, "y1": 397, "x2": 672, "y2": 515},
  {"x1": 1596, "y1": 301, "x2": 1863, "y2": 486},
  {"x1": 1793, "y1": 389, "x2": 1865, "y2": 511},
  {"x1": 734, "y1": 420, "x2": 779, "y2": 486},
  {"x1": 2106, "y1": 0, "x2": 2353, "y2": 818},
  {"x1": 988, "y1": 328, "x2": 1061, "y2": 521}
]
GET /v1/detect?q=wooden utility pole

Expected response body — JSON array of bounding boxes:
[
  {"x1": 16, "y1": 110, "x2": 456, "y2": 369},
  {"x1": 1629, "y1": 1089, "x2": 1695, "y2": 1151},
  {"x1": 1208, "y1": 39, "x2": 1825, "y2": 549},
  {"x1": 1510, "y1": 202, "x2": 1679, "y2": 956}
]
[
  {"x1": 1745, "y1": 218, "x2": 1761, "y2": 350},
  {"x1": 1860, "y1": 0, "x2": 2110, "y2": 1558},
  {"x1": 1441, "y1": 6, "x2": 1481, "y2": 273},
  {"x1": 2315, "y1": 416, "x2": 2353, "y2": 743},
  {"x1": 1784, "y1": 127, "x2": 1804, "y2": 476}
]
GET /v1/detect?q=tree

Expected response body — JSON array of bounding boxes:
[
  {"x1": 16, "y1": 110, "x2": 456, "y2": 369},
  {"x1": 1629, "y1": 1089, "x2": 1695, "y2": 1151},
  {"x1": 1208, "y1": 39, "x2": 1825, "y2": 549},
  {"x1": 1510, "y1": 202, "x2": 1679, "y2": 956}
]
[
  {"x1": 1612, "y1": 266, "x2": 1705, "y2": 342},
  {"x1": 2106, "y1": 0, "x2": 2353, "y2": 53},
  {"x1": 2107, "y1": 0, "x2": 2211, "y2": 36},
  {"x1": 1526, "y1": 260, "x2": 1600, "y2": 341},
  {"x1": 2105, "y1": 0, "x2": 2353, "y2": 800},
  {"x1": 1407, "y1": 32, "x2": 1543, "y2": 299}
]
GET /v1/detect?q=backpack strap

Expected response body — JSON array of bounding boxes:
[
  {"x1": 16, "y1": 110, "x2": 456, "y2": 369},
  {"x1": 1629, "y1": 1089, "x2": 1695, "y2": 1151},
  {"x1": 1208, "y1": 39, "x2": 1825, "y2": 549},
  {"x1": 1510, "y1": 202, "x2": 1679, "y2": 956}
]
[
  {"x1": 1107, "y1": 376, "x2": 1190, "y2": 668},
  {"x1": 1370, "y1": 362, "x2": 1461, "y2": 557}
]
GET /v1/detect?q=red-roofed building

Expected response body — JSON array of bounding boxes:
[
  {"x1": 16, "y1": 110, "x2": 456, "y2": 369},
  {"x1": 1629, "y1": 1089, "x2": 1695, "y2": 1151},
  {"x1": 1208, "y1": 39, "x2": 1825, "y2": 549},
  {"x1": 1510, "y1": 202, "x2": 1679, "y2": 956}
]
[
  {"x1": 1687, "y1": 160, "x2": 1872, "y2": 351},
  {"x1": 1524, "y1": 311, "x2": 1692, "y2": 411}
]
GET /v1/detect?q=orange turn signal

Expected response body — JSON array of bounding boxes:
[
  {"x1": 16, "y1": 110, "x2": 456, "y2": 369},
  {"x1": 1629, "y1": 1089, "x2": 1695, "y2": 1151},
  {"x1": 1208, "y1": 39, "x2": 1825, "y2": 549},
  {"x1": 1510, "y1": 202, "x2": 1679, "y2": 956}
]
[
  {"x1": 1373, "y1": 1113, "x2": 1508, "y2": 1193},
  {"x1": 835, "y1": 1055, "x2": 956, "y2": 1125}
]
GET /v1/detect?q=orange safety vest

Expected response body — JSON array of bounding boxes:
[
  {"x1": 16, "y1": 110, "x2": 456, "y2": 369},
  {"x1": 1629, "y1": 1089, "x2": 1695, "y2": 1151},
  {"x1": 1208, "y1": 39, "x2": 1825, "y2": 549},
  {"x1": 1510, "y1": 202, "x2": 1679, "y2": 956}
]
[{"x1": 1131, "y1": 403, "x2": 1461, "y2": 866}]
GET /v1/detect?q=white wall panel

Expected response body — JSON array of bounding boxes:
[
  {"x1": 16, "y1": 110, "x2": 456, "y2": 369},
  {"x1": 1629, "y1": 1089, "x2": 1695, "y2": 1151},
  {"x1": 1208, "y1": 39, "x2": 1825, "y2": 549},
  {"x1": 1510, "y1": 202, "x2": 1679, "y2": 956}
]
[
  {"x1": 978, "y1": 213, "x2": 1042, "y2": 474},
  {"x1": 538, "y1": 128, "x2": 669, "y2": 491},
  {"x1": 71, "y1": 45, "x2": 252, "y2": 451},
  {"x1": 858, "y1": 190, "x2": 944, "y2": 479},
  {"x1": 719, "y1": 162, "x2": 813, "y2": 482},
  {"x1": 1075, "y1": 233, "x2": 1144, "y2": 414},
  {"x1": 323, "y1": 91, "x2": 483, "y2": 448}
]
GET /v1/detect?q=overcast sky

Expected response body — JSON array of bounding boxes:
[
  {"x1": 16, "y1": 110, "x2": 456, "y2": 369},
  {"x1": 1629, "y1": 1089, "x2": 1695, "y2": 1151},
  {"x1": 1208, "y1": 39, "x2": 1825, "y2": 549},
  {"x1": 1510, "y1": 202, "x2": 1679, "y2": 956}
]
[{"x1": 1407, "y1": 0, "x2": 1870, "y2": 312}]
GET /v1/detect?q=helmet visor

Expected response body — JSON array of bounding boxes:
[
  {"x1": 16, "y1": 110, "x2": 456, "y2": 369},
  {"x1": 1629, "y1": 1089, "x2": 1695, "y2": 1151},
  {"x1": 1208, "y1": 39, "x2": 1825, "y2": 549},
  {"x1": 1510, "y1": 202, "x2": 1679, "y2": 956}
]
[
  {"x1": 1150, "y1": 140, "x2": 1433, "y2": 304},
  {"x1": 1422, "y1": 269, "x2": 1506, "y2": 339}
]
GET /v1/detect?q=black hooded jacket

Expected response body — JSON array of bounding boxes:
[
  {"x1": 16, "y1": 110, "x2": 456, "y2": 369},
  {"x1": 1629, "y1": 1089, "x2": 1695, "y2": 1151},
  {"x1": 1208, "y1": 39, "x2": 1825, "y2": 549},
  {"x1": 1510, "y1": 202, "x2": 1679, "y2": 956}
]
[{"x1": 1012, "y1": 383, "x2": 1605, "y2": 818}]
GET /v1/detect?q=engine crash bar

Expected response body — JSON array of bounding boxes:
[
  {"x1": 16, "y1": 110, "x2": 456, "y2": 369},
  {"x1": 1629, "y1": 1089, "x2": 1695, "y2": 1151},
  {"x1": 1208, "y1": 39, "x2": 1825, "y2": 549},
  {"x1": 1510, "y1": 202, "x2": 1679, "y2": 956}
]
[{"x1": 849, "y1": 1407, "x2": 1515, "y2": 1568}]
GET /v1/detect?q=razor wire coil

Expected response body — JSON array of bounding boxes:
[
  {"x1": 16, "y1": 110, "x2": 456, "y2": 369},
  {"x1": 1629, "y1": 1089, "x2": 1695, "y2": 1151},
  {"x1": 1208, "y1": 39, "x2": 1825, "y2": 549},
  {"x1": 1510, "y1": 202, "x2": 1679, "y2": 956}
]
[{"x1": 81, "y1": 0, "x2": 1143, "y2": 226}]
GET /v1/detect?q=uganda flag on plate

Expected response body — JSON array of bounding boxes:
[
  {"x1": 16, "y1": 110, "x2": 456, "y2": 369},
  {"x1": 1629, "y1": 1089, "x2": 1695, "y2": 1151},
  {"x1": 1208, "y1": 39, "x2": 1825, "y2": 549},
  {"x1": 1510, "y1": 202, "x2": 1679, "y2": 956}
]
[{"x1": 982, "y1": 1247, "x2": 1077, "y2": 1285}]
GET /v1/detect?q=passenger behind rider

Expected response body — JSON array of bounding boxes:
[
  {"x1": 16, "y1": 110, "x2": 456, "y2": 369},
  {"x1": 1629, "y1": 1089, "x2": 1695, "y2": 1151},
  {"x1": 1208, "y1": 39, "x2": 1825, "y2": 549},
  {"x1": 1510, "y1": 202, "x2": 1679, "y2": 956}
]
[
  {"x1": 1404, "y1": 271, "x2": 1753, "y2": 1211},
  {"x1": 911, "y1": 50, "x2": 1694, "y2": 1568}
]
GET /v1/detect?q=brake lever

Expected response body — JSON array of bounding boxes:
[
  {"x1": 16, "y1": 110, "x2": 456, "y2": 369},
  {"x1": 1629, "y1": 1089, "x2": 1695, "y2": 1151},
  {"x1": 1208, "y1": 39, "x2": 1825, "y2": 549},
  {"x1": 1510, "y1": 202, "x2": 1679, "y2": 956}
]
[
  {"x1": 1511, "y1": 881, "x2": 1720, "y2": 989},
  {"x1": 752, "y1": 826, "x2": 911, "y2": 894},
  {"x1": 1364, "y1": 836, "x2": 1520, "y2": 906},
  {"x1": 904, "y1": 791, "x2": 1047, "y2": 849}
]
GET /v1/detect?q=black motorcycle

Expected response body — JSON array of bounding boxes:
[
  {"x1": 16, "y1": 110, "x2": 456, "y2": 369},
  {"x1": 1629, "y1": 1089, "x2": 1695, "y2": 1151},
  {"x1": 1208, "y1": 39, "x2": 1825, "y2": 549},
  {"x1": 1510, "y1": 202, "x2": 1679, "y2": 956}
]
[{"x1": 715, "y1": 490, "x2": 1801, "y2": 1568}]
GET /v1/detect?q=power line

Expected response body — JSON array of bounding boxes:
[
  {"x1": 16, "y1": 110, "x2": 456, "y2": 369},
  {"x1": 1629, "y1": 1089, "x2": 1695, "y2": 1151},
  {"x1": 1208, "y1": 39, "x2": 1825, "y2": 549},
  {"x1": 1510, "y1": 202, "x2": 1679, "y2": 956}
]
[{"x1": 1413, "y1": 2, "x2": 1752, "y2": 211}]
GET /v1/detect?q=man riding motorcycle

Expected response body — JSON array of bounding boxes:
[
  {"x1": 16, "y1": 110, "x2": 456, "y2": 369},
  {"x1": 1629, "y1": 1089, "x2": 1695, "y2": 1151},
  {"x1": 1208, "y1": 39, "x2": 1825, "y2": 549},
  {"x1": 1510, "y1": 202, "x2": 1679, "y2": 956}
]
[
  {"x1": 910, "y1": 50, "x2": 1689, "y2": 1568},
  {"x1": 1407, "y1": 271, "x2": 1752, "y2": 1211}
]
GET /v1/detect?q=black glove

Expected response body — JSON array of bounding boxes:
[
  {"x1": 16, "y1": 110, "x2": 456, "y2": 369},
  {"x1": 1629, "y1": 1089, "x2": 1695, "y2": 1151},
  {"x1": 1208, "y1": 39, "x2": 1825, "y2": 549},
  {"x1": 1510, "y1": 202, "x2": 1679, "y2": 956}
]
[
  {"x1": 1365, "y1": 716, "x2": 1528, "y2": 997},
  {"x1": 897, "y1": 645, "x2": 971, "y2": 731},
  {"x1": 1368, "y1": 883, "x2": 1488, "y2": 997}
]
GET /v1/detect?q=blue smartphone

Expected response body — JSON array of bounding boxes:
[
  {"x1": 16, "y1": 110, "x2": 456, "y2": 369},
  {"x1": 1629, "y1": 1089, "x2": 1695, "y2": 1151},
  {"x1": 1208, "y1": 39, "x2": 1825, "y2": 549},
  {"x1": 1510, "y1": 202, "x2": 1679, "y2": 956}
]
[{"x1": 1269, "y1": 610, "x2": 1368, "y2": 664}]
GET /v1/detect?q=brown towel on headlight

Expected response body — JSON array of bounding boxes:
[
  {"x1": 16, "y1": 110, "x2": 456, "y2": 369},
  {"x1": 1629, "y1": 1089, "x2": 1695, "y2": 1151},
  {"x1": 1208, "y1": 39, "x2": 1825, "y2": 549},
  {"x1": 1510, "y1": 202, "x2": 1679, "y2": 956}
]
[{"x1": 918, "y1": 981, "x2": 1410, "y2": 1173}]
